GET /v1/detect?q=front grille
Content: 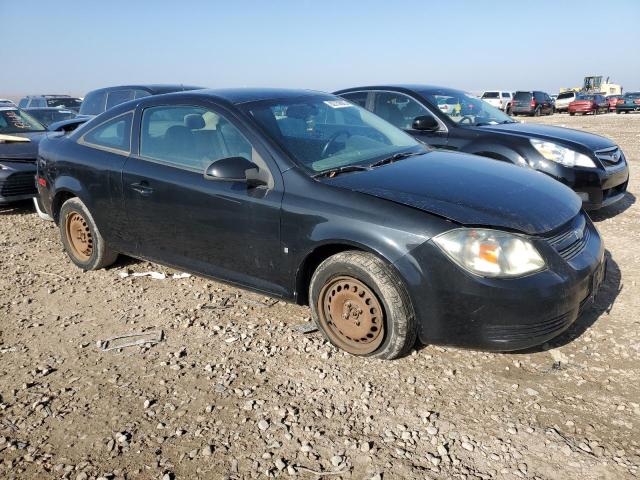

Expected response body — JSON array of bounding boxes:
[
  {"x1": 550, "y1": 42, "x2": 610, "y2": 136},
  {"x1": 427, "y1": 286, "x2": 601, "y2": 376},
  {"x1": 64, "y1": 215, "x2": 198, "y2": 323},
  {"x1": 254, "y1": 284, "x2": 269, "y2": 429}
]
[
  {"x1": 595, "y1": 146, "x2": 622, "y2": 165},
  {"x1": 0, "y1": 172, "x2": 37, "y2": 197},
  {"x1": 546, "y1": 213, "x2": 589, "y2": 261}
]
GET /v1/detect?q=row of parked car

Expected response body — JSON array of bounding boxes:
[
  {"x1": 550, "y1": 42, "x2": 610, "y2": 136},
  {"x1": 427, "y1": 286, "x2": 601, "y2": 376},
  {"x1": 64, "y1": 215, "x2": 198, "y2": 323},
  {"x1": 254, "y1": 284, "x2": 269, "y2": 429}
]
[
  {"x1": 481, "y1": 89, "x2": 640, "y2": 116},
  {"x1": 0, "y1": 81, "x2": 631, "y2": 359}
]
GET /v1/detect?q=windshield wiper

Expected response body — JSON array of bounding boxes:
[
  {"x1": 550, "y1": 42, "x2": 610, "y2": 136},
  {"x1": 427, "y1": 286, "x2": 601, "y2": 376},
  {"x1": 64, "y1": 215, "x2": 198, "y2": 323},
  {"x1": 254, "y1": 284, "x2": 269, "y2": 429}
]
[
  {"x1": 369, "y1": 151, "x2": 422, "y2": 169},
  {"x1": 313, "y1": 165, "x2": 370, "y2": 179}
]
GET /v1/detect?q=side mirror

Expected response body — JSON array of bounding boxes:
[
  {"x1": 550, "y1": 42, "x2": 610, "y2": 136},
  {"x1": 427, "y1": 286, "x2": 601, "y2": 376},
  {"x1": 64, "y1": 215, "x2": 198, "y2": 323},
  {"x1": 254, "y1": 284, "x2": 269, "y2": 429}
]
[
  {"x1": 204, "y1": 157, "x2": 264, "y2": 186},
  {"x1": 412, "y1": 115, "x2": 439, "y2": 132}
]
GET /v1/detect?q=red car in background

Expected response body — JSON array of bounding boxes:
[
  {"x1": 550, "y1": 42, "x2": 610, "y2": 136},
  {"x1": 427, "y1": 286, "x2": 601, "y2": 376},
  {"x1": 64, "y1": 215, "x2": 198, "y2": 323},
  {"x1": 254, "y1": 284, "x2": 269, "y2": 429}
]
[
  {"x1": 607, "y1": 95, "x2": 623, "y2": 112},
  {"x1": 568, "y1": 94, "x2": 608, "y2": 115}
]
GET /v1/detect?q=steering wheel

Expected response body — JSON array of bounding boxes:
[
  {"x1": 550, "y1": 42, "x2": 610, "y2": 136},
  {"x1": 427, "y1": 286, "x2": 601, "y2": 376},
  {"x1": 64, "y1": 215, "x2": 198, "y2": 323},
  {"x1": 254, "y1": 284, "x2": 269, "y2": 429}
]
[
  {"x1": 459, "y1": 115, "x2": 475, "y2": 125},
  {"x1": 321, "y1": 130, "x2": 351, "y2": 158}
]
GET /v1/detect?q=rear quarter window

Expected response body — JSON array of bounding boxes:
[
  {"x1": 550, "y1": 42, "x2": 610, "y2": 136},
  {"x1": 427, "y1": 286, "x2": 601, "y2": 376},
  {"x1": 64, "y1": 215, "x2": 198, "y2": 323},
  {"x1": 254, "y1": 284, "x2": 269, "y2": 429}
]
[{"x1": 81, "y1": 112, "x2": 133, "y2": 153}]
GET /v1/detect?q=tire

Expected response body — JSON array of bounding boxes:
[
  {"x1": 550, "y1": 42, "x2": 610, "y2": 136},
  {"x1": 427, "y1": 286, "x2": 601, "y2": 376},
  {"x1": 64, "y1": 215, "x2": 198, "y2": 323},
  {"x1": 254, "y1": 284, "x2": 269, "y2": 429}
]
[
  {"x1": 33, "y1": 195, "x2": 53, "y2": 221},
  {"x1": 59, "y1": 197, "x2": 118, "y2": 270},
  {"x1": 506, "y1": 105, "x2": 512, "y2": 115},
  {"x1": 309, "y1": 251, "x2": 416, "y2": 360},
  {"x1": 533, "y1": 107, "x2": 541, "y2": 117}
]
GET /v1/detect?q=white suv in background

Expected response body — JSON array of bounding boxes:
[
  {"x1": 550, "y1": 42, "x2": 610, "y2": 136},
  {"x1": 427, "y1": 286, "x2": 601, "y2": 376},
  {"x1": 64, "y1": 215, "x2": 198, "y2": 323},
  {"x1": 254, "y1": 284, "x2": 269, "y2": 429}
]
[
  {"x1": 481, "y1": 91, "x2": 513, "y2": 113},
  {"x1": 555, "y1": 91, "x2": 577, "y2": 113}
]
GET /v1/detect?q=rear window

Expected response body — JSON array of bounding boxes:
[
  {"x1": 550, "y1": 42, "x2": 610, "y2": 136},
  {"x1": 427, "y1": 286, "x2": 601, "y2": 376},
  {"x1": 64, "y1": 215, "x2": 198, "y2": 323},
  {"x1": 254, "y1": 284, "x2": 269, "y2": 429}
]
[
  {"x1": 557, "y1": 92, "x2": 575, "y2": 100},
  {"x1": 47, "y1": 97, "x2": 82, "y2": 110},
  {"x1": 79, "y1": 91, "x2": 107, "y2": 115},
  {"x1": 625, "y1": 92, "x2": 640, "y2": 99},
  {"x1": 482, "y1": 92, "x2": 499, "y2": 99},
  {"x1": 106, "y1": 90, "x2": 134, "y2": 110},
  {"x1": 514, "y1": 91, "x2": 532, "y2": 100}
]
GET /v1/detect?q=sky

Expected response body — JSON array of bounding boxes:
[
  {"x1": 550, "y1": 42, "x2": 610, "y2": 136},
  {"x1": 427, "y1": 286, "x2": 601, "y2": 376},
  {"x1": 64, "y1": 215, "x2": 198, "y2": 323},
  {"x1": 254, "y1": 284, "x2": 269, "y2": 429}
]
[{"x1": 1, "y1": 0, "x2": 639, "y2": 99}]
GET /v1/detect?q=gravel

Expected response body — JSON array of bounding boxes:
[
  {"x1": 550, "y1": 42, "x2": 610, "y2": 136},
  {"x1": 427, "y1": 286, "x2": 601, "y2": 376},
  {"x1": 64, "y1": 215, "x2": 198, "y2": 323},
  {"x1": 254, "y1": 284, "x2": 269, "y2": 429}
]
[{"x1": 0, "y1": 114, "x2": 638, "y2": 479}]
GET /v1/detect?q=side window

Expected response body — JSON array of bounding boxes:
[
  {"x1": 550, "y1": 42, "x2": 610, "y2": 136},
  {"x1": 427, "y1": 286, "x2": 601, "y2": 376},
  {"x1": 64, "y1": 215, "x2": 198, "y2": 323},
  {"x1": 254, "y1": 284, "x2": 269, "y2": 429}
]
[
  {"x1": 372, "y1": 92, "x2": 432, "y2": 130},
  {"x1": 82, "y1": 112, "x2": 133, "y2": 152},
  {"x1": 79, "y1": 91, "x2": 107, "y2": 115},
  {"x1": 18, "y1": 98, "x2": 28, "y2": 108},
  {"x1": 341, "y1": 92, "x2": 368, "y2": 108},
  {"x1": 133, "y1": 89, "x2": 152, "y2": 99},
  {"x1": 501, "y1": 92, "x2": 510, "y2": 98},
  {"x1": 106, "y1": 90, "x2": 133, "y2": 110},
  {"x1": 140, "y1": 105, "x2": 259, "y2": 172}
]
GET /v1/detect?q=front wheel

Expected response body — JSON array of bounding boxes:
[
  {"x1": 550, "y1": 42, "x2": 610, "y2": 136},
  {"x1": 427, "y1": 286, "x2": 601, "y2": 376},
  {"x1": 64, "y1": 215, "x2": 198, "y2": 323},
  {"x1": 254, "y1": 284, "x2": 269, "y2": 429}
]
[
  {"x1": 59, "y1": 197, "x2": 118, "y2": 270},
  {"x1": 533, "y1": 107, "x2": 541, "y2": 117},
  {"x1": 570, "y1": 112, "x2": 575, "y2": 116},
  {"x1": 309, "y1": 251, "x2": 416, "y2": 360}
]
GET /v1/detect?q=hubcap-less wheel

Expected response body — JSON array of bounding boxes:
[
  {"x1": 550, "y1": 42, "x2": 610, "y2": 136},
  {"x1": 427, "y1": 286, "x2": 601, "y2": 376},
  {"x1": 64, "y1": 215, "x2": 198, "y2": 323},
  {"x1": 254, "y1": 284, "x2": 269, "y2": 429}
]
[
  {"x1": 65, "y1": 211, "x2": 93, "y2": 261},
  {"x1": 317, "y1": 276, "x2": 385, "y2": 355}
]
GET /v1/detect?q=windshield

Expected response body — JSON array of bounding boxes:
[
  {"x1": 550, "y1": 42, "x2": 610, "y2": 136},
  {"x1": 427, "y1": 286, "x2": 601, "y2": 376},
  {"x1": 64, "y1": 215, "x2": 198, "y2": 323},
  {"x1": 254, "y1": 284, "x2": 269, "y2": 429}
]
[
  {"x1": 418, "y1": 88, "x2": 514, "y2": 126},
  {"x1": 47, "y1": 97, "x2": 82, "y2": 110},
  {"x1": 575, "y1": 94, "x2": 594, "y2": 100},
  {"x1": 0, "y1": 109, "x2": 46, "y2": 133},
  {"x1": 26, "y1": 109, "x2": 76, "y2": 127},
  {"x1": 245, "y1": 95, "x2": 424, "y2": 173}
]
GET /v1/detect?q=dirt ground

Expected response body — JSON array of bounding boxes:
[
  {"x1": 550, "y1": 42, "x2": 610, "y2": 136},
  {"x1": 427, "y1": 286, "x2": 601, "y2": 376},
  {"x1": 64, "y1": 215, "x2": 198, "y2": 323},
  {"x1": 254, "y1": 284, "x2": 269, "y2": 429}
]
[{"x1": 1, "y1": 113, "x2": 638, "y2": 480}]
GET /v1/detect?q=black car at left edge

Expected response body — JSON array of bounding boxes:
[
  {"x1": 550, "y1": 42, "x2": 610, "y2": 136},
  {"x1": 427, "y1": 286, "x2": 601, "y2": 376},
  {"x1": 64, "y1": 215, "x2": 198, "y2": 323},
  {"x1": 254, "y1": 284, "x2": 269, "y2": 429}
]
[
  {"x1": 0, "y1": 107, "x2": 50, "y2": 204},
  {"x1": 36, "y1": 88, "x2": 606, "y2": 359},
  {"x1": 335, "y1": 85, "x2": 629, "y2": 210}
]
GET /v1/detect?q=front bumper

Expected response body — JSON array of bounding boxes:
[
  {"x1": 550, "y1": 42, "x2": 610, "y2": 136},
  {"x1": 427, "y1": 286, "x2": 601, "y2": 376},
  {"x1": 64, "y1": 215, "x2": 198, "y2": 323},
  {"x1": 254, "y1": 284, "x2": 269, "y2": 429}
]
[
  {"x1": 616, "y1": 105, "x2": 640, "y2": 112},
  {"x1": 0, "y1": 161, "x2": 37, "y2": 205},
  {"x1": 394, "y1": 213, "x2": 605, "y2": 351},
  {"x1": 532, "y1": 154, "x2": 629, "y2": 210}
]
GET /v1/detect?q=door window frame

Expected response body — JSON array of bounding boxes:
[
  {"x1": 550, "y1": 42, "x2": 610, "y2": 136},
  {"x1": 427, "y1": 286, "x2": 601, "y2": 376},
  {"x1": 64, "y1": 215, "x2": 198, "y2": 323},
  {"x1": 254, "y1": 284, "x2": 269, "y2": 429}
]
[
  {"x1": 130, "y1": 100, "x2": 281, "y2": 190},
  {"x1": 367, "y1": 89, "x2": 448, "y2": 133}
]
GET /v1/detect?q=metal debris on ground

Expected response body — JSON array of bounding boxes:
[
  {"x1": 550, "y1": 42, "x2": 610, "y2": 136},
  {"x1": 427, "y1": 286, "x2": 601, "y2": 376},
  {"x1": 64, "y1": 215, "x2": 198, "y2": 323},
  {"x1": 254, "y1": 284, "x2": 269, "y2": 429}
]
[
  {"x1": 99, "y1": 330, "x2": 164, "y2": 352},
  {"x1": 293, "y1": 323, "x2": 319, "y2": 334},
  {"x1": 118, "y1": 271, "x2": 191, "y2": 280}
]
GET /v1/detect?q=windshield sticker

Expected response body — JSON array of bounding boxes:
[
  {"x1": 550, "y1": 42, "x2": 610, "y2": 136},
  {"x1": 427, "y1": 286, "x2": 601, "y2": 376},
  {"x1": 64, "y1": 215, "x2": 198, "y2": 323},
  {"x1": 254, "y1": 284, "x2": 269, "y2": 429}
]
[{"x1": 324, "y1": 100, "x2": 352, "y2": 109}]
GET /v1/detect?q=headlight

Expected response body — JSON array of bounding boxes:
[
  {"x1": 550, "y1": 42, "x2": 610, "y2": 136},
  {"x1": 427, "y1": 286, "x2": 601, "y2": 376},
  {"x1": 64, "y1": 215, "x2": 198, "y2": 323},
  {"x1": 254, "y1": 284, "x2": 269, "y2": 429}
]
[
  {"x1": 433, "y1": 229, "x2": 545, "y2": 278},
  {"x1": 530, "y1": 139, "x2": 596, "y2": 168}
]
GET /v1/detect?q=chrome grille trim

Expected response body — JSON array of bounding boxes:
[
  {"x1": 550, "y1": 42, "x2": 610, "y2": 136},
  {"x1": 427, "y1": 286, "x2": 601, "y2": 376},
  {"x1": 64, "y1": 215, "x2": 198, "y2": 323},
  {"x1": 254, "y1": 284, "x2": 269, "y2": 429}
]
[{"x1": 595, "y1": 146, "x2": 622, "y2": 165}]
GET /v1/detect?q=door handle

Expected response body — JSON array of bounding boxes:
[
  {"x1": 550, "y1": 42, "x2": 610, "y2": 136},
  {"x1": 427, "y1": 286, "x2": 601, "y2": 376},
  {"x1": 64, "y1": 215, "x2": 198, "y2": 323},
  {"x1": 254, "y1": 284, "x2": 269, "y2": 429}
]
[{"x1": 129, "y1": 181, "x2": 153, "y2": 195}]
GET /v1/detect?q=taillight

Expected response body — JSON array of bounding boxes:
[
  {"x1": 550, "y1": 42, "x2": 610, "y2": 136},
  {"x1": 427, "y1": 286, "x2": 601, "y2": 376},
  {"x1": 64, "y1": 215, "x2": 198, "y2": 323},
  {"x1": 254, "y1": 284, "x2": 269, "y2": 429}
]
[
  {"x1": 37, "y1": 177, "x2": 47, "y2": 187},
  {"x1": 530, "y1": 99, "x2": 536, "y2": 107},
  {"x1": 617, "y1": 98, "x2": 624, "y2": 104}
]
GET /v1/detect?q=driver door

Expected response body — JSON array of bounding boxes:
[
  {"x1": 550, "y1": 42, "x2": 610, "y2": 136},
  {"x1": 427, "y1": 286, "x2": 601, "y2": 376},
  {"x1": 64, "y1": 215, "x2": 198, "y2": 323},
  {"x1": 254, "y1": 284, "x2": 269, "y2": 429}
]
[{"x1": 122, "y1": 102, "x2": 286, "y2": 295}]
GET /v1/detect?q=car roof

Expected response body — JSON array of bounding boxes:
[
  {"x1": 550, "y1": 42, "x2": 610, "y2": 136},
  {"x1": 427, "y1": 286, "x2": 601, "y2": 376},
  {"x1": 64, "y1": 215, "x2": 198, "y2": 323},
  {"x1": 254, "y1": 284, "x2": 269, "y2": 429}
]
[
  {"x1": 23, "y1": 94, "x2": 73, "y2": 98},
  {"x1": 190, "y1": 88, "x2": 328, "y2": 104},
  {"x1": 0, "y1": 106, "x2": 18, "y2": 111},
  {"x1": 86, "y1": 84, "x2": 204, "y2": 95},
  {"x1": 334, "y1": 84, "x2": 456, "y2": 94},
  {"x1": 23, "y1": 107, "x2": 76, "y2": 111}
]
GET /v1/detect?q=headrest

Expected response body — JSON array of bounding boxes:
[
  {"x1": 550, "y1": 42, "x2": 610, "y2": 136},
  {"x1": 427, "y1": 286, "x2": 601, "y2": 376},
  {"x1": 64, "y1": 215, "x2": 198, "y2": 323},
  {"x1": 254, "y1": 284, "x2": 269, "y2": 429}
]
[
  {"x1": 184, "y1": 113, "x2": 205, "y2": 129},
  {"x1": 286, "y1": 104, "x2": 317, "y2": 119}
]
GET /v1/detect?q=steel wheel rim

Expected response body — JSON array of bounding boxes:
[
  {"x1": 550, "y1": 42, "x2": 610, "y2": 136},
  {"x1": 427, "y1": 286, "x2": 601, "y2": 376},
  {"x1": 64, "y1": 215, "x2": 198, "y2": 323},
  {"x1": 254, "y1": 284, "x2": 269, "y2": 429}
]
[
  {"x1": 317, "y1": 276, "x2": 385, "y2": 355},
  {"x1": 65, "y1": 211, "x2": 93, "y2": 261}
]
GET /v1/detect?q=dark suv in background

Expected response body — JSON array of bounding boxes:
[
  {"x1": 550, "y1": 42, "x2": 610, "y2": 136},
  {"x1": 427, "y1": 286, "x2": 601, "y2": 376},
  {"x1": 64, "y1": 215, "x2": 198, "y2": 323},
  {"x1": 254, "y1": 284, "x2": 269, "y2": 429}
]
[
  {"x1": 511, "y1": 91, "x2": 554, "y2": 116},
  {"x1": 335, "y1": 85, "x2": 629, "y2": 210},
  {"x1": 48, "y1": 84, "x2": 203, "y2": 133},
  {"x1": 18, "y1": 95, "x2": 82, "y2": 112}
]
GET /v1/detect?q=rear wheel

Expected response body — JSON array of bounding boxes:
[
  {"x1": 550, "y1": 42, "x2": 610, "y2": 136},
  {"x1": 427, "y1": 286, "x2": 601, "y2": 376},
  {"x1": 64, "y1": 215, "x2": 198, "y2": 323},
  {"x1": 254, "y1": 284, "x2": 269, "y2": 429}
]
[
  {"x1": 59, "y1": 197, "x2": 118, "y2": 270},
  {"x1": 533, "y1": 107, "x2": 541, "y2": 117},
  {"x1": 570, "y1": 112, "x2": 575, "y2": 116},
  {"x1": 309, "y1": 251, "x2": 416, "y2": 360}
]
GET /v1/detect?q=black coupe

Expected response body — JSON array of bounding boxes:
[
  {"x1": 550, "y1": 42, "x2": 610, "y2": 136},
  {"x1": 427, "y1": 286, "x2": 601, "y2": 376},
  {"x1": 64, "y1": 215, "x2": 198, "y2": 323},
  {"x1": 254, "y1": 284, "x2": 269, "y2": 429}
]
[{"x1": 36, "y1": 89, "x2": 606, "y2": 359}]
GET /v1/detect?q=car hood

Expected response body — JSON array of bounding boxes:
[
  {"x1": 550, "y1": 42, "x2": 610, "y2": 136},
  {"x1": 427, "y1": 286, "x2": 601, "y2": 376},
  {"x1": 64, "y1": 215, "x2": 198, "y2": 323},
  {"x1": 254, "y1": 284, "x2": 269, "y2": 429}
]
[
  {"x1": 478, "y1": 122, "x2": 614, "y2": 150},
  {"x1": 324, "y1": 152, "x2": 581, "y2": 235},
  {"x1": 0, "y1": 131, "x2": 46, "y2": 161}
]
